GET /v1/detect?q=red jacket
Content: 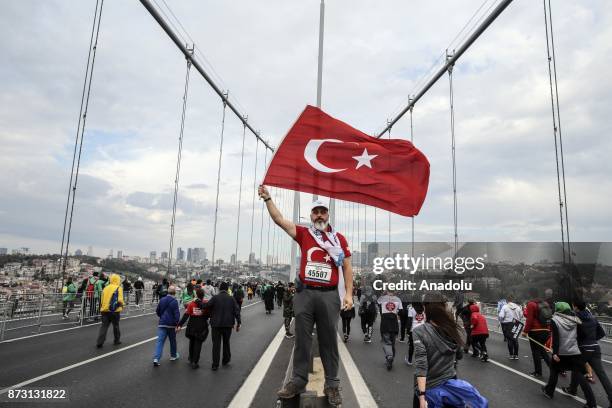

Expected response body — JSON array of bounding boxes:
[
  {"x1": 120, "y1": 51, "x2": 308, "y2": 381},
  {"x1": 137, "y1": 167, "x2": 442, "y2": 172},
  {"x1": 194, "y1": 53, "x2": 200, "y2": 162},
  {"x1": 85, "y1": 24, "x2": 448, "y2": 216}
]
[
  {"x1": 523, "y1": 299, "x2": 550, "y2": 333},
  {"x1": 470, "y1": 304, "x2": 489, "y2": 336}
]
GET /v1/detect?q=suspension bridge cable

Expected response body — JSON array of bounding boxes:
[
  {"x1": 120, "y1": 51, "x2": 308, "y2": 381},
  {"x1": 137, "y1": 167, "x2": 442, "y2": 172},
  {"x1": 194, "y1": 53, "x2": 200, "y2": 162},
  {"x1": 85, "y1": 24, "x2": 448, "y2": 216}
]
[
  {"x1": 60, "y1": 0, "x2": 105, "y2": 285},
  {"x1": 167, "y1": 49, "x2": 193, "y2": 276},
  {"x1": 211, "y1": 94, "x2": 228, "y2": 267},
  {"x1": 409, "y1": 98, "x2": 415, "y2": 258},
  {"x1": 387, "y1": 126, "x2": 392, "y2": 257},
  {"x1": 249, "y1": 139, "x2": 260, "y2": 263},
  {"x1": 543, "y1": 0, "x2": 571, "y2": 263},
  {"x1": 234, "y1": 120, "x2": 247, "y2": 266},
  {"x1": 259, "y1": 148, "x2": 269, "y2": 266},
  {"x1": 59, "y1": 0, "x2": 102, "y2": 282},
  {"x1": 377, "y1": 0, "x2": 513, "y2": 137},
  {"x1": 447, "y1": 52, "x2": 459, "y2": 259}
]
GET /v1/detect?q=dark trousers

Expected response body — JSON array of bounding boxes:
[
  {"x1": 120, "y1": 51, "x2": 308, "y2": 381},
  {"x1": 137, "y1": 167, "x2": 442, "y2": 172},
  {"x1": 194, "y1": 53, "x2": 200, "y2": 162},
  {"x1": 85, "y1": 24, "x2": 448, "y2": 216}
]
[
  {"x1": 472, "y1": 334, "x2": 488, "y2": 355},
  {"x1": 569, "y1": 348, "x2": 612, "y2": 404},
  {"x1": 284, "y1": 317, "x2": 292, "y2": 333},
  {"x1": 62, "y1": 300, "x2": 74, "y2": 315},
  {"x1": 292, "y1": 289, "x2": 341, "y2": 390},
  {"x1": 545, "y1": 356, "x2": 596, "y2": 406},
  {"x1": 399, "y1": 304, "x2": 409, "y2": 341},
  {"x1": 381, "y1": 332, "x2": 397, "y2": 361},
  {"x1": 96, "y1": 312, "x2": 120, "y2": 346},
  {"x1": 211, "y1": 327, "x2": 232, "y2": 367},
  {"x1": 341, "y1": 317, "x2": 352, "y2": 336},
  {"x1": 408, "y1": 332, "x2": 415, "y2": 363},
  {"x1": 135, "y1": 290, "x2": 142, "y2": 305},
  {"x1": 528, "y1": 330, "x2": 551, "y2": 374},
  {"x1": 189, "y1": 338, "x2": 204, "y2": 364},
  {"x1": 501, "y1": 322, "x2": 519, "y2": 355}
]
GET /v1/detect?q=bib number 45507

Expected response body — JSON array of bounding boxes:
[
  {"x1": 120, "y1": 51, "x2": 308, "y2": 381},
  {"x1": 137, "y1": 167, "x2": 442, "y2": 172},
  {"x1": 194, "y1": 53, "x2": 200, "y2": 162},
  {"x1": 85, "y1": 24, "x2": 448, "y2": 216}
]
[{"x1": 304, "y1": 262, "x2": 332, "y2": 283}]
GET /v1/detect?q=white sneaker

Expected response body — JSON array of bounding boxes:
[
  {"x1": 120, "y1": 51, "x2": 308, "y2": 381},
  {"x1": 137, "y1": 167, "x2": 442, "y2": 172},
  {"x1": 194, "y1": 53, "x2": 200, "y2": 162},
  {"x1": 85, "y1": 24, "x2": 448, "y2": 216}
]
[
  {"x1": 404, "y1": 356, "x2": 413, "y2": 366},
  {"x1": 170, "y1": 353, "x2": 180, "y2": 361}
]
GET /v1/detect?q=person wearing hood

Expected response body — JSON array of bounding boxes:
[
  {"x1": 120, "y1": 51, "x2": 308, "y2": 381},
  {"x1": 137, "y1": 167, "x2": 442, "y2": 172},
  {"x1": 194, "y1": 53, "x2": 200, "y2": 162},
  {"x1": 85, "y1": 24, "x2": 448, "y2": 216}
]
[
  {"x1": 263, "y1": 282, "x2": 275, "y2": 314},
  {"x1": 177, "y1": 288, "x2": 209, "y2": 369},
  {"x1": 470, "y1": 303, "x2": 489, "y2": 362},
  {"x1": 563, "y1": 300, "x2": 611, "y2": 406},
  {"x1": 542, "y1": 302, "x2": 596, "y2": 407},
  {"x1": 412, "y1": 294, "x2": 487, "y2": 408},
  {"x1": 499, "y1": 294, "x2": 523, "y2": 360},
  {"x1": 359, "y1": 286, "x2": 378, "y2": 343},
  {"x1": 96, "y1": 274, "x2": 124, "y2": 348}
]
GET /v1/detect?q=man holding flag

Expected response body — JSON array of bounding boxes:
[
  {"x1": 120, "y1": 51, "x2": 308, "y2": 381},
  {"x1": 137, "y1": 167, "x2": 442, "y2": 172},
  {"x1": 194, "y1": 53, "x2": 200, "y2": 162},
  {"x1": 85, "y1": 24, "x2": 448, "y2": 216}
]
[
  {"x1": 259, "y1": 185, "x2": 352, "y2": 406},
  {"x1": 259, "y1": 105, "x2": 430, "y2": 405}
]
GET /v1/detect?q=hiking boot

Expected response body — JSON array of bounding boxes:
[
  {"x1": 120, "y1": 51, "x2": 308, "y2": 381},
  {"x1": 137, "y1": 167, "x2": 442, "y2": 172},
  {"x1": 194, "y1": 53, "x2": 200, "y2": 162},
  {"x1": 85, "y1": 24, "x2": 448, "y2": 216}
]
[
  {"x1": 324, "y1": 386, "x2": 342, "y2": 406},
  {"x1": 277, "y1": 382, "x2": 303, "y2": 399}
]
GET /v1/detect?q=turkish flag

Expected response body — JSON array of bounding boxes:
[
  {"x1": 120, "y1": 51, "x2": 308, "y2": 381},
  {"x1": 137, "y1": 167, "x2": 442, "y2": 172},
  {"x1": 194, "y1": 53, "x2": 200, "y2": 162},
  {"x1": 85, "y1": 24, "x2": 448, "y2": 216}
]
[{"x1": 263, "y1": 105, "x2": 430, "y2": 217}]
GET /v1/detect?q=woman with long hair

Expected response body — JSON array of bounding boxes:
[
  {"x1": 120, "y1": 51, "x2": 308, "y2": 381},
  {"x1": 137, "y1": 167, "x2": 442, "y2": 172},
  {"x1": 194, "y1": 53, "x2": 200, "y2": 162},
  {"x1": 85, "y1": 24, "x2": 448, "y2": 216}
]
[{"x1": 413, "y1": 294, "x2": 488, "y2": 408}]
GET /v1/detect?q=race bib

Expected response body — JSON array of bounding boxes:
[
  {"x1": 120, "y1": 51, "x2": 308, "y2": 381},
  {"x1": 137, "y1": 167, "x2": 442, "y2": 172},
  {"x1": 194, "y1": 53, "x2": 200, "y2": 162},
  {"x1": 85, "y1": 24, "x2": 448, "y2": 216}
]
[{"x1": 304, "y1": 262, "x2": 332, "y2": 284}]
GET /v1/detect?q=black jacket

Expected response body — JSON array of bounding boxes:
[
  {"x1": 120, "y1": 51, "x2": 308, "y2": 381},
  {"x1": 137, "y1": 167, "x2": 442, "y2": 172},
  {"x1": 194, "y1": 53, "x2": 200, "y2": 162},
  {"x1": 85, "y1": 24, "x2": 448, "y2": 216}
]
[
  {"x1": 205, "y1": 291, "x2": 241, "y2": 328},
  {"x1": 576, "y1": 310, "x2": 606, "y2": 348},
  {"x1": 179, "y1": 299, "x2": 209, "y2": 341}
]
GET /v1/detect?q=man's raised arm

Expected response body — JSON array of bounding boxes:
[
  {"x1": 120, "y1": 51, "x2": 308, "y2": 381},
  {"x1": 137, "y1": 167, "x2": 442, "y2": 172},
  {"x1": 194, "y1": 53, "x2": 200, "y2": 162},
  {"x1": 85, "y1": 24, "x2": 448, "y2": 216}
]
[{"x1": 258, "y1": 185, "x2": 296, "y2": 239}]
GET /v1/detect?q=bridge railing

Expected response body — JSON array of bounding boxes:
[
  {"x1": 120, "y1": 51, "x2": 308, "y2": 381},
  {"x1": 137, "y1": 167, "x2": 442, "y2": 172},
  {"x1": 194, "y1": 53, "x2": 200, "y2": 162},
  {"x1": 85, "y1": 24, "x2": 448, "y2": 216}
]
[
  {"x1": 480, "y1": 302, "x2": 612, "y2": 340},
  {"x1": 0, "y1": 290, "x2": 159, "y2": 341}
]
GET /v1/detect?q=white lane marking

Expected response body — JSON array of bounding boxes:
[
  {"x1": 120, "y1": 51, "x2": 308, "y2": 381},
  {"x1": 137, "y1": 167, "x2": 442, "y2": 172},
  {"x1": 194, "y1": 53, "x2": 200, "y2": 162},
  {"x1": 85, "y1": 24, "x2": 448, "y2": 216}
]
[
  {"x1": 227, "y1": 324, "x2": 285, "y2": 408},
  {"x1": 1, "y1": 301, "x2": 262, "y2": 344},
  {"x1": 337, "y1": 334, "x2": 378, "y2": 407},
  {"x1": 0, "y1": 336, "x2": 158, "y2": 395},
  {"x1": 485, "y1": 316, "x2": 612, "y2": 365},
  {"x1": 0, "y1": 312, "x2": 157, "y2": 344},
  {"x1": 483, "y1": 355, "x2": 603, "y2": 408}
]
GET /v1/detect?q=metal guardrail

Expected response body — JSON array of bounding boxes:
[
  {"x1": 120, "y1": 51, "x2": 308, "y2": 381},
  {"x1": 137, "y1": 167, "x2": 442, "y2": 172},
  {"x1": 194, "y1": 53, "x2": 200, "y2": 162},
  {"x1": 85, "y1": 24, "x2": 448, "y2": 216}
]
[
  {"x1": 480, "y1": 302, "x2": 612, "y2": 339},
  {"x1": 0, "y1": 290, "x2": 160, "y2": 341}
]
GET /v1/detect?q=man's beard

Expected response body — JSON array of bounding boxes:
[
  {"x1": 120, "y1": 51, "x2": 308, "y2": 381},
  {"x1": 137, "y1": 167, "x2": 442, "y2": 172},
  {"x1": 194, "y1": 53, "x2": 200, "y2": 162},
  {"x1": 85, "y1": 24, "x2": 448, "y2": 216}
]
[{"x1": 313, "y1": 219, "x2": 329, "y2": 231}]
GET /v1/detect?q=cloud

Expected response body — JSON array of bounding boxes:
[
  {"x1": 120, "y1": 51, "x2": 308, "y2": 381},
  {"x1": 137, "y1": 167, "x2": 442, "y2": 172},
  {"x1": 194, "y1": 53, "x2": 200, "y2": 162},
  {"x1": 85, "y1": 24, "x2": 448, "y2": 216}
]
[{"x1": 1, "y1": 0, "x2": 611, "y2": 262}]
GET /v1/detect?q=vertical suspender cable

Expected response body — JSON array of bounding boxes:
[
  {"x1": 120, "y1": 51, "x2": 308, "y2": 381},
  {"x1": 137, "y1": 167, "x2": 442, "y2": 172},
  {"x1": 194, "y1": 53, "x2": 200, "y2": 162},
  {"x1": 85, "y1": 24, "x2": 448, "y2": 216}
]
[
  {"x1": 167, "y1": 48, "x2": 193, "y2": 276},
  {"x1": 249, "y1": 139, "x2": 260, "y2": 264},
  {"x1": 447, "y1": 52, "x2": 459, "y2": 259},
  {"x1": 543, "y1": 0, "x2": 571, "y2": 264},
  {"x1": 387, "y1": 126, "x2": 392, "y2": 257},
  {"x1": 409, "y1": 98, "x2": 415, "y2": 258},
  {"x1": 211, "y1": 93, "x2": 228, "y2": 267},
  {"x1": 259, "y1": 149, "x2": 269, "y2": 266},
  {"x1": 59, "y1": 0, "x2": 105, "y2": 288},
  {"x1": 234, "y1": 121, "x2": 247, "y2": 266}
]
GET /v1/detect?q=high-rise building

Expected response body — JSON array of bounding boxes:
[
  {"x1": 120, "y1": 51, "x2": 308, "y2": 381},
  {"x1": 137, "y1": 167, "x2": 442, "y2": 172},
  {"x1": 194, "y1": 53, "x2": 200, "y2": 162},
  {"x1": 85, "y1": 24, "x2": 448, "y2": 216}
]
[
  {"x1": 109, "y1": 249, "x2": 114, "y2": 258},
  {"x1": 176, "y1": 247, "x2": 184, "y2": 261},
  {"x1": 150, "y1": 251, "x2": 156, "y2": 262},
  {"x1": 187, "y1": 248, "x2": 193, "y2": 263},
  {"x1": 230, "y1": 254, "x2": 237, "y2": 265},
  {"x1": 161, "y1": 251, "x2": 168, "y2": 260},
  {"x1": 117, "y1": 250, "x2": 123, "y2": 259},
  {"x1": 249, "y1": 252, "x2": 256, "y2": 265},
  {"x1": 0, "y1": 248, "x2": 7, "y2": 256}
]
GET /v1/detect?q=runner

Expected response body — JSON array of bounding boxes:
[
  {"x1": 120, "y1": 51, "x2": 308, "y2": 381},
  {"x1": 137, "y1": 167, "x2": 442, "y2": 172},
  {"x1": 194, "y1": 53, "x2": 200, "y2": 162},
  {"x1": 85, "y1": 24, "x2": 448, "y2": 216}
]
[
  {"x1": 359, "y1": 286, "x2": 378, "y2": 343},
  {"x1": 259, "y1": 185, "x2": 353, "y2": 407},
  {"x1": 498, "y1": 294, "x2": 523, "y2": 360},
  {"x1": 378, "y1": 290, "x2": 402, "y2": 369}
]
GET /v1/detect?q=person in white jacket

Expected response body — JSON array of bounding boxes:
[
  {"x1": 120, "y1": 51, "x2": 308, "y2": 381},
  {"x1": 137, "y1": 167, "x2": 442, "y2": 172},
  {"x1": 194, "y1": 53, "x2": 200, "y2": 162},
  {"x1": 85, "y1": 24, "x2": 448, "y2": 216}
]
[{"x1": 498, "y1": 294, "x2": 523, "y2": 360}]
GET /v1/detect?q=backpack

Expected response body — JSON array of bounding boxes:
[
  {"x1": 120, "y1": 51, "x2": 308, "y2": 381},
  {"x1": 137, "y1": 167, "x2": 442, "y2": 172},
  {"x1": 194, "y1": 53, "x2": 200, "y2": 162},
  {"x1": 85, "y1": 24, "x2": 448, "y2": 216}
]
[
  {"x1": 537, "y1": 301, "x2": 553, "y2": 325},
  {"x1": 86, "y1": 277, "x2": 97, "y2": 294},
  {"x1": 109, "y1": 288, "x2": 120, "y2": 312}
]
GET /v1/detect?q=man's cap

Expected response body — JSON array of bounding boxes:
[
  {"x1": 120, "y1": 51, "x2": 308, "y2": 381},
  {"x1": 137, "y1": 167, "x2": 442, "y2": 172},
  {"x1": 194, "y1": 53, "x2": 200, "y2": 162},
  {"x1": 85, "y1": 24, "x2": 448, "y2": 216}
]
[{"x1": 310, "y1": 199, "x2": 329, "y2": 212}]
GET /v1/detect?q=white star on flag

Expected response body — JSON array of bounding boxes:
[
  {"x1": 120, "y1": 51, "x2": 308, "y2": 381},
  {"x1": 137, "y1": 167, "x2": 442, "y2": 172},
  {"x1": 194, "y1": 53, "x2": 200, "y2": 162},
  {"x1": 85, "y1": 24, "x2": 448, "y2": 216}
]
[
  {"x1": 352, "y1": 148, "x2": 378, "y2": 169},
  {"x1": 324, "y1": 254, "x2": 331, "y2": 262}
]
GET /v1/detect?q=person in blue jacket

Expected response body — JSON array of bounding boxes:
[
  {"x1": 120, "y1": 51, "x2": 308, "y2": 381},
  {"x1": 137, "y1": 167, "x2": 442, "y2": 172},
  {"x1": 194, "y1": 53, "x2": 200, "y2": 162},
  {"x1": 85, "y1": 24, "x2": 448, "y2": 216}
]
[{"x1": 153, "y1": 285, "x2": 180, "y2": 366}]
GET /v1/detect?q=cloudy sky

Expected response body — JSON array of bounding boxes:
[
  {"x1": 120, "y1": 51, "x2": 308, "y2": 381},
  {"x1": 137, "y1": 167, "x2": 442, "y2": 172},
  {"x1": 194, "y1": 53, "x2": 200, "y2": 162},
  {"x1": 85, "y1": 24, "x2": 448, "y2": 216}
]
[{"x1": 1, "y1": 0, "x2": 610, "y2": 262}]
